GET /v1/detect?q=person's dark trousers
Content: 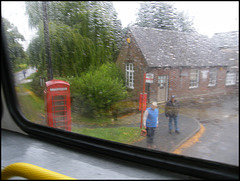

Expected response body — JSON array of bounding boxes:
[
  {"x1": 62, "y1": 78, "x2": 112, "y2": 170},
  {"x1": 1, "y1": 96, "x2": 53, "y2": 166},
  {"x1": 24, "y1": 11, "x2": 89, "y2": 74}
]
[
  {"x1": 146, "y1": 127, "x2": 156, "y2": 147},
  {"x1": 168, "y1": 116, "x2": 179, "y2": 132}
]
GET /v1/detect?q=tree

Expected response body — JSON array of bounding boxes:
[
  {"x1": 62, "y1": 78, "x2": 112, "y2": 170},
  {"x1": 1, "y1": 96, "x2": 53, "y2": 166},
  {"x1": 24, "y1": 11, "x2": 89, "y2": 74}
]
[
  {"x1": 49, "y1": 22, "x2": 96, "y2": 77},
  {"x1": 25, "y1": 1, "x2": 126, "y2": 110},
  {"x1": 25, "y1": 1, "x2": 44, "y2": 29},
  {"x1": 175, "y1": 11, "x2": 195, "y2": 32},
  {"x1": 135, "y1": 2, "x2": 195, "y2": 32},
  {"x1": 27, "y1": 27, "x2": 45, "y2": 70},
  {"x1": 2, "y1": 17, "x2": 27, "y2": 72},
  {"x1": 25, "y1": 1, "x2": 123, "y2": 77},
  {"x1": 42, "y1": 1, "x2": 53, "y2": 81}
]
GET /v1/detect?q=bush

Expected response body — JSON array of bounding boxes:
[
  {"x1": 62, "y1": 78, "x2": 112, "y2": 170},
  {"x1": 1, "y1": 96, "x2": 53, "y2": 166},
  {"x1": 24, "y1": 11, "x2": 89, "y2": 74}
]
[
  {"x1": 14, "y1": 63, "x2": 28, "y2": 73},
  {"x1": 57, "y1": 62, "x2": 128, "y2": 118}
]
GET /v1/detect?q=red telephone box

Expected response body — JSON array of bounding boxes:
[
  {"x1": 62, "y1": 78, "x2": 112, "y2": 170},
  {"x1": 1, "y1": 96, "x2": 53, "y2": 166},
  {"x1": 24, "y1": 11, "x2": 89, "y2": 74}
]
[{"x1": 44, "y1": 80, "x2": 71, "y2": 131}]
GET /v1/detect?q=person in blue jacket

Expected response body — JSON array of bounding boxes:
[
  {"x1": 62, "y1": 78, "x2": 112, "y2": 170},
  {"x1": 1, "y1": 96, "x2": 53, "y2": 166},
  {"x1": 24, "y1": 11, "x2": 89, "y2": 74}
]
[{"x1": 143, "y1": 101, "x2": 159, "y2": 149}]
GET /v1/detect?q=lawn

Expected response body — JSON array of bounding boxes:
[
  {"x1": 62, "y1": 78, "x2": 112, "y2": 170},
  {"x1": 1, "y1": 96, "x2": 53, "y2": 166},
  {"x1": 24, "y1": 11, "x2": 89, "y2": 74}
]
[
  {"x1": 16, "y1": 83, "x2": 45, "y2": 123},
  {"x1": 72, "y1": 127, "x2": 144, "y2": 144}
]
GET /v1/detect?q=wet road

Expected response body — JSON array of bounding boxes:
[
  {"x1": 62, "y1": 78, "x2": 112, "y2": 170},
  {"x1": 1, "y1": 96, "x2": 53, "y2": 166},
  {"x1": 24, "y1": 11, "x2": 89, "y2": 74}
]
[
  {"x1": 14, "y1": 67, "x2": 37, "y2": 85},
  {"x1": 179, "y1": 94, "x2": 239, "y2": 166}
]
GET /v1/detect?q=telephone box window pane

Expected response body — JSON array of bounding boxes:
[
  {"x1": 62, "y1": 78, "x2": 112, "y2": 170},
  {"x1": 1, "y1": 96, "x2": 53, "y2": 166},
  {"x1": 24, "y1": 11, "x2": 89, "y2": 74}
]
[
  {"x1": 53, "y1": 96, "x2": 66, "y2": 106},
  {"x1": 52, "y1": 95, "x2": 67, "y2": 130},
  {"x1": 53, "y1": 95, "x2": 65, "y2": 100},
  {"x1": 53, "y1": 100, "x2": 66, "y2": 106},
  {"x1": 54, "y1": 106, "x2": 66, "y2": 112}
]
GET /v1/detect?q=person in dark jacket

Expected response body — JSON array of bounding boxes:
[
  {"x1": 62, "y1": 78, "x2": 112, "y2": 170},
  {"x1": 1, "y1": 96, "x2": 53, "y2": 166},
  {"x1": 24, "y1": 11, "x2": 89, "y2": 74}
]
[{"x1": 165, "y1": 95, "x2": 180, "y2": 134}]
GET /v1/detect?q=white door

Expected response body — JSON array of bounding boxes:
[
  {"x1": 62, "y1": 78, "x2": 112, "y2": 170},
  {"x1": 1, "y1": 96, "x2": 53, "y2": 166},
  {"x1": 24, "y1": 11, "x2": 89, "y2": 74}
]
[{"x1": 158, "y1": 76, "x2": 168, "y2": 103}]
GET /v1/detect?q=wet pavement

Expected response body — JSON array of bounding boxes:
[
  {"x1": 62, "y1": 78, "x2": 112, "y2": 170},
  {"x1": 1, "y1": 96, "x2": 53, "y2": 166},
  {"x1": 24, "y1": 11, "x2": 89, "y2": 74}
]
[
  {"x1": 128, "y1": 93, "x2": 239, "y2": 165},
  {"x1": 132, "y1": 113, "x2": 200, "y2": 152}
]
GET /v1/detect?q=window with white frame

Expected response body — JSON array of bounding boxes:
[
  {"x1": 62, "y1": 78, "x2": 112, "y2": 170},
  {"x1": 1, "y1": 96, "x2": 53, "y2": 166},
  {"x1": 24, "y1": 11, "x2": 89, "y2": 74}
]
[
  {"x1": 226, "y1": 72, "x2": 236, "y2": 85},
  {"x1": 125, "y1": 63, "x2": 134, "y2": 89},
  {"x1": 189, "y1": 69, "x2": 199, "y2": 88},
  {"x1": 208, "y1": 68, "x2": 217, "y2": 86}
]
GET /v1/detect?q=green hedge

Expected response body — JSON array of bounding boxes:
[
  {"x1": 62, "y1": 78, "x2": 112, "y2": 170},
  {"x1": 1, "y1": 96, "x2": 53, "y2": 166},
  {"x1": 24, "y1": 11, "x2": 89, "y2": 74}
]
[{"x1": 57, "y1": 62, "x2": 128, "y2": 117}]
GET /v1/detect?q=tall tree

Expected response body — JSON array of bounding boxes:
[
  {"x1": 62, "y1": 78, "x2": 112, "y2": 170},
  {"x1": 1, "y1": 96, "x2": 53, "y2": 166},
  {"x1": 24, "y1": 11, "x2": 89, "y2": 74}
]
[
  {"x1": 25, "y1": 1, "x2": 123, "y2": 77},
  {"x1": 135, "y1": 2, "x2": 195, "y2": 32},
  {"x1": 2, "y1": 17, "x2": 27, "y2": 72},
  {"x1": 42, "y1": 1, "x2": 53, "y2": 80}
]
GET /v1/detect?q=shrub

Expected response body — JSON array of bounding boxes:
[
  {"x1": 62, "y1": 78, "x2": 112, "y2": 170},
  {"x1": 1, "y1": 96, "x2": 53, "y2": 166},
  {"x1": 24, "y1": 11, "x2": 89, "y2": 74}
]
[
  {"x1": 57, "y1": 62, "x2": 128, "y2": 118},
  {"x1": 14, "y1": 63, "x2": 28, "y2": 73}
]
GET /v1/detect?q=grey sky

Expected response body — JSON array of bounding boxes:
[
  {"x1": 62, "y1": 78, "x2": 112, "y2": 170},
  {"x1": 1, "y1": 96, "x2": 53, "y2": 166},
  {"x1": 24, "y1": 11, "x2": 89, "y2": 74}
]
[{"x1": 2, "y1": 1, "x2": 239, "y2": 50}]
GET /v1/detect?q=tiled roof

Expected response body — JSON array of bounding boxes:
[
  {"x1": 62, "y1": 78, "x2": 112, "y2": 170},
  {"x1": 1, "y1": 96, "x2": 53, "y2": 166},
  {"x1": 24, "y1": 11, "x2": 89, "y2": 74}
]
[
  {"x1": 211, "y1": 31, "x2": 239, "y2": 48},
  {"x1": 130, "y1": 26, "x2": 228, "y2": 68}
]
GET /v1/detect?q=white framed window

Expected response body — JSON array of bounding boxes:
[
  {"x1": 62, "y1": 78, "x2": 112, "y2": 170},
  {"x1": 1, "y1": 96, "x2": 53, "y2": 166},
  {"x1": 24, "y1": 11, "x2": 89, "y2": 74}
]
[
  {"x1": 226, "y1": 72, "x2": 236, "y2": 85},
  {"x1": 208, "y1": 68, "x2": 217, "y2": 86},
  {"x1": 125, "y1": 63, "x2": 134, "y2": 89},
  {"x1": 189, "y1": 69, "x2": 199, "y2": 88}
]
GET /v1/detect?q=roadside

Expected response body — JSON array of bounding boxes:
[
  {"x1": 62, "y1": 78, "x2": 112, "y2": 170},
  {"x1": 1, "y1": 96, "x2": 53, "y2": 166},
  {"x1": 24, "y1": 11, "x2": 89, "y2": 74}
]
[
  {"x1": 175, "y1": 93, "x2": 239, "y2": 166},
  {"x1": 124, "y1": 93, "x2": 239, "y2": 162}
]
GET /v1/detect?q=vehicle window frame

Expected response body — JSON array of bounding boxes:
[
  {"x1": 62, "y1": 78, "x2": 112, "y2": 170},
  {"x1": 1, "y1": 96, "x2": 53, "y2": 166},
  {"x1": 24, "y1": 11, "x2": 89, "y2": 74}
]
[{"x1": 1, "y1": 19, "x2": 238, "y2": 180}]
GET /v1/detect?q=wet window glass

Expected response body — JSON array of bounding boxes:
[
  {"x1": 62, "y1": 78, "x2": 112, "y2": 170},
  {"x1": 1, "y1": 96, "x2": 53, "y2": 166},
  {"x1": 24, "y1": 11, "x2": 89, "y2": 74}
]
[{"x1": 1, "y1": 1, "x2": 239, "y2": 166}]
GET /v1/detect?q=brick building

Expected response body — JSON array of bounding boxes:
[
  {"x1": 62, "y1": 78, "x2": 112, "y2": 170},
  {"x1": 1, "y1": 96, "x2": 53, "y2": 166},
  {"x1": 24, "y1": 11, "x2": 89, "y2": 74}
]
[
  {"x1": 211, "y1": 31, "x2": 239, "y2": 88},
  {"x1": 116, "y1": 26, "x2": 238, "y2": 103}
]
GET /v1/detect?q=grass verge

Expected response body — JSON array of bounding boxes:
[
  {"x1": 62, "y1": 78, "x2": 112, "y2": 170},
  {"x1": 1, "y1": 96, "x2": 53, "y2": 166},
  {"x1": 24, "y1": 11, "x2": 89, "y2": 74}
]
[
  {"x1": 72, "y1": 127, "x2": 145, "y2": 144},
  {"x1": 16, "y1": 83, "x2": 45, "y2": 122}
]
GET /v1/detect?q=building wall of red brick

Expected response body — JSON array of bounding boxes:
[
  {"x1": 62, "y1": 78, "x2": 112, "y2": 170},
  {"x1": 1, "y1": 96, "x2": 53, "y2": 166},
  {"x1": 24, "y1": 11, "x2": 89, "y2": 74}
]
[
  {"x1": 146, "y1": 67, "x2": 237, "y2": 102},
  {"x1": 116, "y1": 32, "x2": 148, "y2": 100},
  {"x1": 116, "y1": 33, "x2": 238, "y2": 103}
]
